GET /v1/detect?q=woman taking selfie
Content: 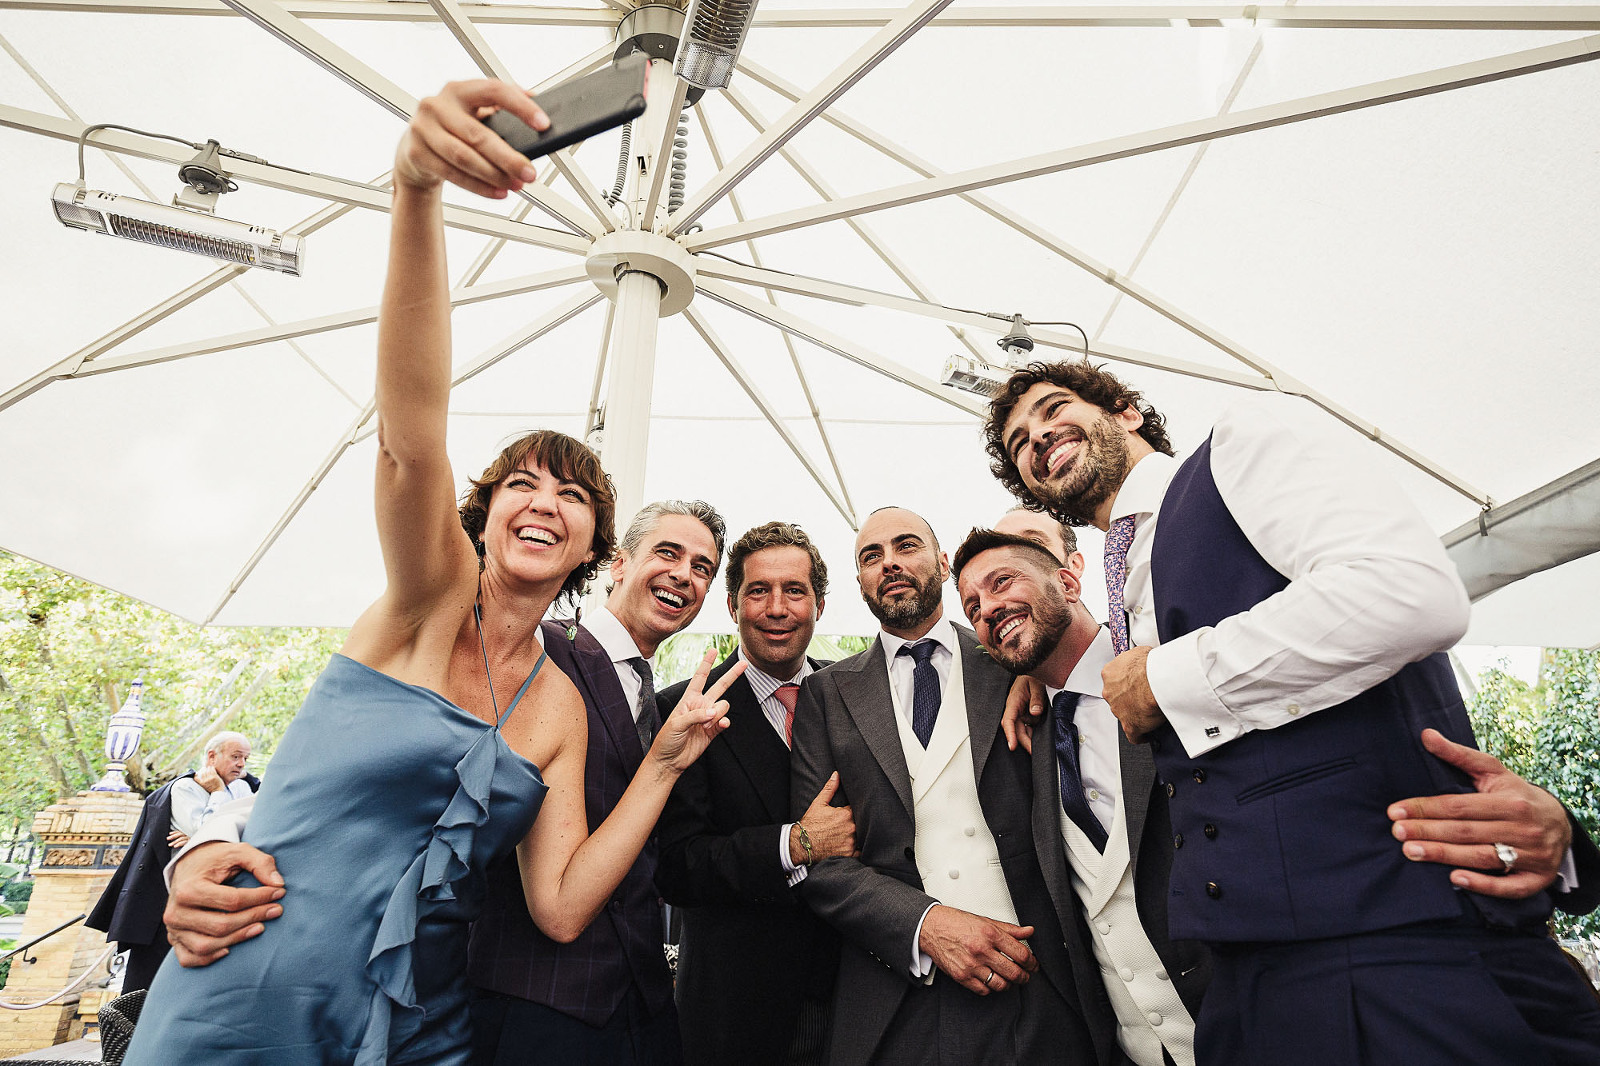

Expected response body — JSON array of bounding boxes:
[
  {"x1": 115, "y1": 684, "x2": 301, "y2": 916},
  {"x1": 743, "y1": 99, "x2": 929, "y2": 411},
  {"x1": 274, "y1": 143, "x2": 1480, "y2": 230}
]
[{"x1": 125, "y1": 80, "x2": 740, "y2": 1065}]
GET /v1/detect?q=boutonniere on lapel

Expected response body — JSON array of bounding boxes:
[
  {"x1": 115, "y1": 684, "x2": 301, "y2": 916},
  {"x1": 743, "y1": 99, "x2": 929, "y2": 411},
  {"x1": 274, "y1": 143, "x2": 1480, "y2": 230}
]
[
  {"x1": 975, "y1": 643, "x2": 994, "y2": 659},
  {"x1": 565, "y1": 607, "x2": 582, "y2": 642}
]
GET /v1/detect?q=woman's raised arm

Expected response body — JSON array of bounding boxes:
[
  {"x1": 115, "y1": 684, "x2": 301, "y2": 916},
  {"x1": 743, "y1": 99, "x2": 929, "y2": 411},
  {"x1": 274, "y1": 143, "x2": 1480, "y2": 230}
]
[{"x1": 371, "y1": 82, "x2": 550, "y2": 617}]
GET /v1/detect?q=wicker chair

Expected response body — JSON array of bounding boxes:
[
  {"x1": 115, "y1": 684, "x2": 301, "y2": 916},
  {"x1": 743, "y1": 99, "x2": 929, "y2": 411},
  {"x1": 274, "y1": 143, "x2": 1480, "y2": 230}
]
[{"x1": 0, "y1": 986, "x2": 144, "y2": 1066}]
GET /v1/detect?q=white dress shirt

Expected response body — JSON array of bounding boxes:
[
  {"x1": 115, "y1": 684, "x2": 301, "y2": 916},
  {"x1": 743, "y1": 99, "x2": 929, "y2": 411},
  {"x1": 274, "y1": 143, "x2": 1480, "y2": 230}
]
[
  {"x1": 1122, "y1": 392, "x2": 1471, "y2": 758},
  {"x1": 1121, "y1": 391, "x2": 1575, "y2": 889},
  {"x1": 740, "y1": 653, "x2": 815, "y2": 885},
  {"x1": 581, "y1": 605, "x2": 653, "y2": 726},
  {"x1": 1051, "y1": 626, "x2": 1122, "y2": 834},
  {"x1": 879, "y1": 617, "x2": 957, "y2": 731},
  {"x1": 169, "y1": 776, "x2": 253, "y2": 837}
]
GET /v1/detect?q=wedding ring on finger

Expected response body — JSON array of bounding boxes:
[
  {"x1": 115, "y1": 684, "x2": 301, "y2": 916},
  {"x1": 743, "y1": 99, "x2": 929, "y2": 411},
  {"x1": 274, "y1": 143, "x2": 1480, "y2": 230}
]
[
  {"x1": 1493, "y1": 842, "x2": 1518, "y2": 875},
  {"x1": 984, "y1": 969, "x2": 996, "y2": 987}
]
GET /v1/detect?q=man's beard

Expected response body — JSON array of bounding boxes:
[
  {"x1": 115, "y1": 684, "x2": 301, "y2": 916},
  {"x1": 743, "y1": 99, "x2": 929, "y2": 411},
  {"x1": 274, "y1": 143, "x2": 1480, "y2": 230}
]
[
  {"x1": 866, "y1": 566, "x2": 945, "y2": 630},
  {"x1": 1030, "y1": 413, "x2": 1132, "y2": 527},
  {"x1": 988, "y1": 588, "x2": 1073, "y2": 675}
]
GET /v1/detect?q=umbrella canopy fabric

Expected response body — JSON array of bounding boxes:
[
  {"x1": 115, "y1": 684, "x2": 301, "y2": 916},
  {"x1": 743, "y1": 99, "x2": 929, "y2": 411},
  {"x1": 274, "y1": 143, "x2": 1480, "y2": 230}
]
[{"x1": 1, "y1": 0, "x2": 1597, "y2": 642}]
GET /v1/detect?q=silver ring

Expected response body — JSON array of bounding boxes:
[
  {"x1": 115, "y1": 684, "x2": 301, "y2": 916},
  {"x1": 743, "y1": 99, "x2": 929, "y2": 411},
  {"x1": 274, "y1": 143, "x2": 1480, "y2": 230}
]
[
  {"x1": 984, "y1": 969, "x2": 996, "y2": 987},
  {"x1": 1493, "y1": 842, "x2": 1518, "y2": 875}
]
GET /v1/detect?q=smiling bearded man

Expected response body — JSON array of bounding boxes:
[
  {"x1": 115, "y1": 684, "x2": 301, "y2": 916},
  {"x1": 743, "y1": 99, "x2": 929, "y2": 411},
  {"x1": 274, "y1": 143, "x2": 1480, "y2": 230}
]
[{"x1": 786, "y1": 505, "x2": 1109, "y2": 1066}]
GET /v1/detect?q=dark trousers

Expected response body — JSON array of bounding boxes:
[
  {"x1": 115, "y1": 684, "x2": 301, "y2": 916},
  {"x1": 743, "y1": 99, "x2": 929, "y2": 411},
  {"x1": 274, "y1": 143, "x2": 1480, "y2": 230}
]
[
  {"x1": 470, "y1": 985, "x2": 683, "y2": 1066},
  {"x1": 785, "y1": 996, "x2": 831, "y2": 1066},
  {"x1": 118, "y1": 937, "x2": 170, "y2": 996},
  {"x1": 1198, "y1": 922, "x2": 1600, "y2": 1066}
]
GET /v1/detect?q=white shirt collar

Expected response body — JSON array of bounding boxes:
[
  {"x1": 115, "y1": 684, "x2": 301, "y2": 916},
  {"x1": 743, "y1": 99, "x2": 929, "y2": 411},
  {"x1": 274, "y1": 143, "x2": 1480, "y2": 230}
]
[
  {"x1": 1107, "y1": 450, "x2": 1178, "y2": 524},
  {"x1": 741, "y1": 652, "x2": 815, "y2": 703},
  {"x1": 878, "y1": 613, "x2": 957, "y2": 663},
  {"x1": 1056, "y1": 626, "x2": 1116, "y2": 701},
  {"x1": 584, "y1": 605, "x2": 649, "y2": 664}
]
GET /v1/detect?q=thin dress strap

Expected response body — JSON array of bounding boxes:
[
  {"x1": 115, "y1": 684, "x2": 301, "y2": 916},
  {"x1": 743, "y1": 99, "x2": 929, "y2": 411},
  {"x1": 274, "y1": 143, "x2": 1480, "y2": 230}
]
[
  {"x1": 499, "y1": 649, "x2": 547, "y2": 730},
  {"x1": 474, "y1": 602, "x2": 550, "y2": 730}
]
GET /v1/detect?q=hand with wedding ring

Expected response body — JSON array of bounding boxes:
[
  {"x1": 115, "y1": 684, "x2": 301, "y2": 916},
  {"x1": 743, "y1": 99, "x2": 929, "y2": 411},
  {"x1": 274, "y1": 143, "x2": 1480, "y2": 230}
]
[
  {"x1": 1389, "y1": 729, "x2": 1571, "y2": 899},
  {"x1": 918, "y1": 904, "x2": 1037, "y2": 996}
]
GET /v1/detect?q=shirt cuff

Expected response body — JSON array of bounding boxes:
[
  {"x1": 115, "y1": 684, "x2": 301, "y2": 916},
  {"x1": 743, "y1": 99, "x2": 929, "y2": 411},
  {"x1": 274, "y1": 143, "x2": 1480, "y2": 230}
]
[
  {"x1": 162, "y1": 794, "x2": 252, "y2": 889},
  {"x1": 911, "y1": 903, "x2": 937, "y2": 980},
  {"x1": 1556, "y1": 847, "x2": 1579, "y2": 894},
  {"x1": 1144, "y1": 629, "x2": 1243, "y2": 757},
  {"x1": 780, "y1": 823, "x2": 808, "y2": 888}
]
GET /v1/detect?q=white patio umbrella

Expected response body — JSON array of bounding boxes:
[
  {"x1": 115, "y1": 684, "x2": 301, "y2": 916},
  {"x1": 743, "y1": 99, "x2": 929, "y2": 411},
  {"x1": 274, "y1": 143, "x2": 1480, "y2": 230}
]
[{"x1": 0, "y1": 0, "x2": 1597, "y2": 642}]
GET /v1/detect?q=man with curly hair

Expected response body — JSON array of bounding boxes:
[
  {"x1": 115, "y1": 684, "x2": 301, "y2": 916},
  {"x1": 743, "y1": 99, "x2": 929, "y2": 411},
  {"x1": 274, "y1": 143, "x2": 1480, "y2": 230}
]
[{"x1": 981, "y1": 361, "x2": 1600, "y2": 1066}]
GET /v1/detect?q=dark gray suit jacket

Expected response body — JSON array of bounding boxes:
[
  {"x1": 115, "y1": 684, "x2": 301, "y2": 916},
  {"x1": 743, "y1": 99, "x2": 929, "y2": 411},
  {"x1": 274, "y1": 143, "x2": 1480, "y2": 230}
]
[{"x1": 791, "y1": 626, "x2": 1104, "y2": 1066}]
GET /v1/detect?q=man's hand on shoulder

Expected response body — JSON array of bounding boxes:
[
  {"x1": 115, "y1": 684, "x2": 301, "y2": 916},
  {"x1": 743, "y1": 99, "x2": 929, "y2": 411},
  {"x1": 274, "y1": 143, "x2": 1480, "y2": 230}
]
[
  {"x1": 165, "y1": 841, "x2": 286, "y2": 966},
  {"x1": 1102, "y1": 646, "x2": 1165, "y2": 743},
  {"x1": 1389, "y1": 728, "x2": 1571, "y2": 899},
  {"x1": 918, "y1": 905, "x2": 1037, "y2": 996},
  {"x1": 1001, "y1": 676, "x2": 1047, "y2": 754}
]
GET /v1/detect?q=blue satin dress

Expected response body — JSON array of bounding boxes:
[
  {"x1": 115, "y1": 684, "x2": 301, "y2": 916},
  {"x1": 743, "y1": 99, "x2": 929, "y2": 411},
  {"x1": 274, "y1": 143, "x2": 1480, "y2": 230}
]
[{"x1": 126, "y1": 649, "x2": 549, "y2": 1065}]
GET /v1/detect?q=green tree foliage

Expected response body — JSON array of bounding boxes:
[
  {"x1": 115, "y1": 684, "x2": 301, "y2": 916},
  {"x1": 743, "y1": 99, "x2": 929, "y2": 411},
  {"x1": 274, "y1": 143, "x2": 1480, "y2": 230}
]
[
  {"x1": 1467, "y1": 649, "x2": 1600, "y2": 939},
  {"x1": 0, "y1": 552, "x2": 345, "y2": 831},
  {"x1": 651, "y1": 632, "x2": 872, "y2": 687}
]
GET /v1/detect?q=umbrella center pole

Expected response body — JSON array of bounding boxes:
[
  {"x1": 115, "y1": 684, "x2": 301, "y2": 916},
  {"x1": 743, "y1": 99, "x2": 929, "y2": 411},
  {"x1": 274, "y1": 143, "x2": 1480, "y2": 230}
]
[{"x1": 600, "y1": 266, "x2": 666, "y2": 531}]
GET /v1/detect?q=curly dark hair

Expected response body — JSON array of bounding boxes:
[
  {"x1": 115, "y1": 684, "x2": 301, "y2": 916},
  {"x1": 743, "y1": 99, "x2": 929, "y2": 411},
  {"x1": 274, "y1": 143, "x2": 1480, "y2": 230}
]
[
  {"x1": 951, "y1": 527, "x2": 1063, "y2": 587},
  {"x1": 458, "y1": 429, "x2": 616, "y2": 606},
  {"x1": 724, "y1": 521, "x2": 829, "y2": 602},
  {"x1": 982, "y1": 360, "x2": 1175, "y2": 512}
]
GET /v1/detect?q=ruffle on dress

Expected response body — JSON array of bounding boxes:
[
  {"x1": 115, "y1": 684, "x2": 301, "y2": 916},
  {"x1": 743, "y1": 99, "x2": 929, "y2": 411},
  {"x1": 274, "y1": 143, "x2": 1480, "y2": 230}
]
[{"x1": 356, "y1": 725, "x2": 501, "y2": 1065}]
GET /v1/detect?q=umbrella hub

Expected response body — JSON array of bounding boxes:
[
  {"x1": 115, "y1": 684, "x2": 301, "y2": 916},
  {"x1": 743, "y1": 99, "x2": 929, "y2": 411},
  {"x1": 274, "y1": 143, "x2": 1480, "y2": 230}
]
[{"x1": 585, "y1": 230, "x2": 698, "y2": 316}]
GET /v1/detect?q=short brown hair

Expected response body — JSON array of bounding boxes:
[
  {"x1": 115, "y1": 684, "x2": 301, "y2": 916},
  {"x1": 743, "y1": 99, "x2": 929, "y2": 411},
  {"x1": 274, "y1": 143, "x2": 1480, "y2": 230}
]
[
  {"x1": 458, "y1": 429, "x2": 616, "y2": 605},
  {"x1": 951, "y1": 527, "x2": 1062, "y2": 586},
  {"x1": 982, "y1": 361, "x2": 1175, "y2": 510},
  {"x1": 725, "y1": 522, "x2": 828, "y2": 602}
]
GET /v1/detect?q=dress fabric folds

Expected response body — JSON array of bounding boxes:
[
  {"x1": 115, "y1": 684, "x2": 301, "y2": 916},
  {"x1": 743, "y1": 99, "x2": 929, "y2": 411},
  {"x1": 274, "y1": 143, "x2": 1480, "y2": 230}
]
[{"x1": 126, "y1": 653, "x2": 548, "y2": 1065}]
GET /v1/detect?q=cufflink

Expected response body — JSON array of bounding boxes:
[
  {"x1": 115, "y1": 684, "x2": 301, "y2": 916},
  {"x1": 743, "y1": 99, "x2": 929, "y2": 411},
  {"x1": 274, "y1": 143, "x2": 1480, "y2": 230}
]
[{"x1": 1205, "y1": 726, "x2": 1221, "y2": 738}]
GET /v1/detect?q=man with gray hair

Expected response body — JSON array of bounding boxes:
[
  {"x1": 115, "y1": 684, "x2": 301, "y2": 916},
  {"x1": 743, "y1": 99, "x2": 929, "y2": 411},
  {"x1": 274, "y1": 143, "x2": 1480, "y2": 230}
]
[
  {"x1": 169, "y1": 731, "x2": 254, "y2": 845},
  {"x1": 469, "y1": 499, "x2": 727, "y2": 1066},
  {"x1": 88, "y1": 731, "x2": 258, "y2": 995}
]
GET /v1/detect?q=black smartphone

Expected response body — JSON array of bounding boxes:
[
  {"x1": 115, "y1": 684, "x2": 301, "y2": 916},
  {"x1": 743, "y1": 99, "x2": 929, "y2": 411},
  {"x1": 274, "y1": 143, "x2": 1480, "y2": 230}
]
[{"x1": 485, "y1": 53, "x2": 650, "y2": 161}]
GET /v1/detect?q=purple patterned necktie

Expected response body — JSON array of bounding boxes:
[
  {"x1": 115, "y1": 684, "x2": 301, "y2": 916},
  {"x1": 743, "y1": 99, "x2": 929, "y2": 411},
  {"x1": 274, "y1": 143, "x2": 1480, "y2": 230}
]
[{"x1": 1103, "y1": 515, "x2": 1138, "y2": 655}]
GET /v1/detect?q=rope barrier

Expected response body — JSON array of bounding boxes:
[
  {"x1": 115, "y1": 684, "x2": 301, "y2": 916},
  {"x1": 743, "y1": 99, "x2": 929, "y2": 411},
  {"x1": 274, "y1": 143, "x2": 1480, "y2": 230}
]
[{"x1": 0, "y1": 943, "x2": 117, "y2": 1010}]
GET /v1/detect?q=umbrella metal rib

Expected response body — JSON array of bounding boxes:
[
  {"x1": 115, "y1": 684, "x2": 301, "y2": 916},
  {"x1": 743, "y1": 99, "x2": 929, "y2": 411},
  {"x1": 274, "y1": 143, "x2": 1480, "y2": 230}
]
[
  {"x1": 685, "y1": 304, "x2": 857, "y2": 529},
  {"x1": 6, "y1": 0, "x2": 1594, "y2": 628},
  {"x1": 693, "y1": 102, "x2": 859, "y2": 523}
]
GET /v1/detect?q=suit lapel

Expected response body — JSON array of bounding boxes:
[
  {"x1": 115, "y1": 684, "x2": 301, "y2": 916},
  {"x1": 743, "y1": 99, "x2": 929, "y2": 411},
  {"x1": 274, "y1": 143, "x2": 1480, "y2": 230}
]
[
  {"x1": 958, "y1": 626, "x2": 1008, "y2": 788},
  {"x1": 835, "y1": 639, "x2": 914, "y2": 818},
  {"x1": 716, "y1": 652, "x2": 792, "y2": 823},
  {"x1": 1031, "y1": 715, "x2": 1080, "y2": 931},
  {"x1": 568, "y1": 623, "x2": 643, "y2": 767},
  {"x1": 1119, "y1": 732, "x2": 1157, "y2": 877}
]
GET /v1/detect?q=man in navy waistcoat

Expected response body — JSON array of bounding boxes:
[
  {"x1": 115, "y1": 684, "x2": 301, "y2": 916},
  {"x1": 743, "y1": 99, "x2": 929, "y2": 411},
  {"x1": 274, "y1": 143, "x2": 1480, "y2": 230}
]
[{"x1": 982, "y1": 359, "x2": 1600, "y2": 1066}]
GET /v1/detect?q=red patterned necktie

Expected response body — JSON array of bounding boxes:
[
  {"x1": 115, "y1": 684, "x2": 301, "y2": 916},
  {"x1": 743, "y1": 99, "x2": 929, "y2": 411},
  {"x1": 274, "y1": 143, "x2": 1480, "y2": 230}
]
[
  {"x1": 775, "y1": 683, "x2": 800, "y2": 747},
  {"x1": 1103, "y1": 515, "x2": 1139, "y2": 655}
]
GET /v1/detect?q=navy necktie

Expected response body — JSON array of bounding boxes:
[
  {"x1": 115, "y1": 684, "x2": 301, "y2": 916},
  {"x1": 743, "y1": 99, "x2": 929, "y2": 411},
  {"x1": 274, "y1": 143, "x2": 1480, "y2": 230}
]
[
  {"x1": 897, "y1": 640, "x2": 941, "y2": 748},
  {"x1": 1052, "y1": 690, "x2": 1108, "y2": 852}
]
